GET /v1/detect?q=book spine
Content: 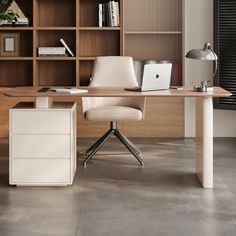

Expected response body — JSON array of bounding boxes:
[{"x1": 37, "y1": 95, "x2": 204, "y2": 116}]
[
  {"x1": 102, "y1": 4, "x2": 106, "y2": 27},
  {"x1": 98, "y1": 4, "x2": 103, "y2": 27},
  {"x1": 38, "y1": 48, "x2": 66, "y2": 53},
  {"x1": 108, "y1": 1, "x2": 113, "y2": 27},
  {"x1": 110, "y1": 1, "x2": 116, "y2": 27},
  {"x1": 112, "y1": 1, "x2": 117, "y2": 27},
  {"x1": 38, "y1": 47, "x2": 65, "y2": 50},
  {"x1": 105, "y1": 3, "x2": 110, "y2": 27},
  {"x1": 38, "y1": 54, "x2": 68, "y2": 57},
  {"x1": 115, "y1": 2, "x2": 120, "y2": 27},
  {"x1": 38, "y1": 51, "x2": 66, "y2": 54}
]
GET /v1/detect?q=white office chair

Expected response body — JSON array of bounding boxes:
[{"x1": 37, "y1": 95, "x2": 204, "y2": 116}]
[{"x1": 82, "y1": 56, "x2": 146, "y2": 167}]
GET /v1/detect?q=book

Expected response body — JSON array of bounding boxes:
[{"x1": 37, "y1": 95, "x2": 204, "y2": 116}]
[
  {"x1": 108, "y1": 1, "x2": 114, "y2": 27},
  {"x1": 102, "y1": 4, "x2": 106, "y2": 26},
  {"x1": 38, "y1": 47, "x2": 67, "y2": 56},
  {"x1": 0, "y1": 22, "x2": 29, "y2": 27},
  {"x1": 38, "y1": 47, "x2": 66, "y2": 52},
  {"x1": 111, "y1": 1, "x2": 116, "y2": 27},
  {"x1": 115, "y1": 2, "x2": 120, "y2": 27},
  {"x1": 105, "y1": 3, "x2": 110, "y2": 27},
  {"x1": 98, "y1": 4, "x2": 103, "y2": 27},
  {"x1": 38, "y1": 54, "x2": 68, "y2": 57},
  {"x1": 51, "y1": 88, "x2": 88, "y2": 94},
  {"x1": 38, "y1": 47, "x2": 66, "y2": 54},
  {"x1": 60, "y1": 39, "x2": 74, "y2": 57}
]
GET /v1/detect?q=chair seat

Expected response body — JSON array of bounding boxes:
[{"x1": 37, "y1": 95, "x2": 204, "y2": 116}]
[{"x1": 84, "y1": 106, "x2": 143, "y2": 122}]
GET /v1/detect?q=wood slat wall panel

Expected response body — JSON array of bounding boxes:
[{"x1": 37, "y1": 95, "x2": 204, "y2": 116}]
[
  {"x1": 123, "y1": 98, "x2": 184, "y2": 137},
  {"x1": 125, "y1": 34, "x2": 182, "y2": 62},
  {"x1": 124, "y1": 0, "x2": 182, "y2": 32},
  {"x1": 0, "y1": 94, "x2": 184, "y2": 138},
  {"x1": 123, "y1": 0, "x2": 184, "y2": 137}
]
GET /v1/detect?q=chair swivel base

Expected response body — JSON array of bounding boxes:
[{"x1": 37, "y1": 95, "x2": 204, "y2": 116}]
[{"x1": 83, "y1": 121, "x2": 144, "y2": 167}]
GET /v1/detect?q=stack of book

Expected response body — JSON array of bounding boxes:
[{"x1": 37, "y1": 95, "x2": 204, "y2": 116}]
[
  {"x1": 38, "y1": 47, "x2": 67, "y2": 57},
  {"x1": 98, "y1": 1, "x2": 120, "y2": 27},
  {"x1": 38, "y1": 39, "x2": 75, "y2": 57},
  {"x1": 0, "y1": 0, "x2": 30, "y2": 26}
]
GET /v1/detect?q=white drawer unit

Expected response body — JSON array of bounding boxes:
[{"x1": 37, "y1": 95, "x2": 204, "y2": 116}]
[{"x1": 9, "y1": 102, "x2": 77, "y2": 186}]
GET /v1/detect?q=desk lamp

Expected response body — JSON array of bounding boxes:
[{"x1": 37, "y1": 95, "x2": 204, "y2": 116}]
[{"x1": 186, "y1": 42, "x2": 218, "y2": 92}]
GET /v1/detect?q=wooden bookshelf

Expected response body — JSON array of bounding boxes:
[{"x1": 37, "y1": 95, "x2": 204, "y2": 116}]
[{"x1": 0, "y1": 0, "x2": 185, "y2": 138}]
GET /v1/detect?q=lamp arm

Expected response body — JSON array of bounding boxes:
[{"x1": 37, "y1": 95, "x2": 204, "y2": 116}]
[
  {"x1": 212, "y1": 57, "x2": 218, "y2": 80},
  {"x1": 205, "y1": 48, "x2": 218, "y2": 85}
]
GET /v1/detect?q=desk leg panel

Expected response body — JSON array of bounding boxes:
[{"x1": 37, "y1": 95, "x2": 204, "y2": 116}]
[{"x1": 196, "y1": 97, "x2": 213, "y2": 188}]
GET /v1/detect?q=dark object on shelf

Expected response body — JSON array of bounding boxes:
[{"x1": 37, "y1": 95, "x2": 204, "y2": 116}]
[
  {"x1": 38, "y1": 87, "x2": 50, "y2": 92},
  {"x1": 0, "y1": 32, "x2": 20, "y2": 56},
  {"x1": 171, "y1": 63, "x2": 182, "y2": 86},
  {"x1": 214, "y1": 0, "x2": 236, "y2": 109}
]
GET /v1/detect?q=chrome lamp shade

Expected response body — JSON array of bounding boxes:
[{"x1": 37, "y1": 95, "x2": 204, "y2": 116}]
[{"x1": 186, "y1": 42, "x2": 218, "y2": 92}]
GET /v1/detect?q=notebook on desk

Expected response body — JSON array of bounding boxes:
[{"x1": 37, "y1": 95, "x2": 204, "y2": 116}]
[
  {"x1": 38, "y1": 87, "x2": 88, "y2": 94},
  {"x1": 125, "y1": 64, "x2": 172, "y2": 92}
]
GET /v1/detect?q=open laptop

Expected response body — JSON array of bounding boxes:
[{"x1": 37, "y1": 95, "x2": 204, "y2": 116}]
[{"x1": 125, "y1": 63, "x2": 172, "y2": 92}]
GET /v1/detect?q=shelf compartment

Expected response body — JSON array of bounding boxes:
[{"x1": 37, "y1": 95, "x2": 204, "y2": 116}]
[
  {"x1": 0, "y1": 30, "x2": 33, "y2": 56},
  {"x1": 125, "y1": 34, "x2": 182, "y2": 62},
  {"x1": 36, "y1": 30, "x2": 76, "y2": 56},
  {"x1": 36, "y1": 0, "x2": 76, "y2": 27},
  {"x1": 16, "y1": 0, "x2": 33, "y2": 26},
  {"x1": 124, "y1": 0, "x2": 182, "y2": 32},
  {"x1": 79, "y1": 60, "x2": 94, "y2": 86},
  {"x1": 37, "y1": 60, "x2": 76, "y2": 86},
  {"x1": 0, "y1": 61, "x2": 33, "y2": 87},
  {"x1": 80, "y1": 0, "x2": 121, "y2": 27},
  {"x1": 79, "y1": 31, "x2": 120, "y2": 57}
]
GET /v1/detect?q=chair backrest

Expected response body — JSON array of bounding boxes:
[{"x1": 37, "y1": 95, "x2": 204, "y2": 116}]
[
  {"x1": 90, "y1": 56, "x2": 139, "y2": 88},
  {"x1": 82, "y1": 56, "x2": 145, "y2": 116}
]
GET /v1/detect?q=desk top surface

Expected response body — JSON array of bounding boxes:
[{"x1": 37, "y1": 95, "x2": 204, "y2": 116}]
[{"x1": 4, "y1": 87, "x2": 232, "y2": 98}]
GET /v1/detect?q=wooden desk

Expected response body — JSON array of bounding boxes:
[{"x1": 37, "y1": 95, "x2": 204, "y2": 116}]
[
  {"x1": 5, "y1": 86, "x2": 230, "y2": 98},
  {"x1": 5, "y1": 87, "x2": 231, "y2": 188}
]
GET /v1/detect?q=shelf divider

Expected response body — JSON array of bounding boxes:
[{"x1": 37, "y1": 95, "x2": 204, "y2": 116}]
[{"x1": 0, "y1": 27, "x2": 33, "y2": 31}]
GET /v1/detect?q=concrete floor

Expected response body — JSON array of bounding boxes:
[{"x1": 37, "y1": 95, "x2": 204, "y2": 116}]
[{"x1": 0, "y1": 138, "x2": 236, "y2": 236}]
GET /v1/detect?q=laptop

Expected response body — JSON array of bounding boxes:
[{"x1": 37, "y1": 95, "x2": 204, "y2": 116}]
[{"x1": 125, "y1": 63, "x2": 172, "y2": 92}]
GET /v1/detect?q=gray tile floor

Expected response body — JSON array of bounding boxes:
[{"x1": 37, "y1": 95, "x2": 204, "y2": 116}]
[{"x1": 0, "y1": 138, "x2": 236, "y2": 236}]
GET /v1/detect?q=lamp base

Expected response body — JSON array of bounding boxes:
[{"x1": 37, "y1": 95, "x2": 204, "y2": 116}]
[{"x1": 193, "y1": 85, "x2": 213, "y2": 92}]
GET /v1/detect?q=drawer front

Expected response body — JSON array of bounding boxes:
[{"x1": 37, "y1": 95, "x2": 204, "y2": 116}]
[
  {"x1": 11, "y1": 159, "x2": 70, "y2": 183},
  {"x1": 11, "y1": 135, "x2": 71, "y2": 158},
  {"x1": 11, "y1": 110, "x2": 71, "y2": 134}
]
